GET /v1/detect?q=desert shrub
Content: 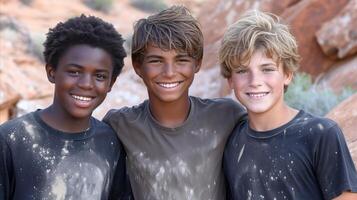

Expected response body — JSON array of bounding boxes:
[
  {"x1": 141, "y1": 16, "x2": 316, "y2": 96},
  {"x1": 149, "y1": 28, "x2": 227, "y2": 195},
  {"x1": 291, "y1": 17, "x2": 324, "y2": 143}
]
[
  {"x1": 123, "y1": 34, "x2": 132, "y2": 54},
  {"x1": 19, "y1": 0, "x2": 33, "y2": 6},
  {"x1": 83, "y1": 0, "x2": 113, "y2": 13},
  {"x1": 130, "y1": 0, "x2": 168, "y2": 13},
  {"x1": 285, "y1": 73, "x2": 355, "y2": 116}
]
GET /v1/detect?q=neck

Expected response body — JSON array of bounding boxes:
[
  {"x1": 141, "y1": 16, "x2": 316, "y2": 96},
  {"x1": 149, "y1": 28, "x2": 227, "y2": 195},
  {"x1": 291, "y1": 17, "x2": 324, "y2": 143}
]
[
  {"x1": 149, "y1": 97, "x2": 191, "y2": 128},
  {"x1": 39, "y1": 105, "x2": 91, "y2": 133},
  {"x1": 248, "y1": 104, "x2": 298, "y2": 132}
]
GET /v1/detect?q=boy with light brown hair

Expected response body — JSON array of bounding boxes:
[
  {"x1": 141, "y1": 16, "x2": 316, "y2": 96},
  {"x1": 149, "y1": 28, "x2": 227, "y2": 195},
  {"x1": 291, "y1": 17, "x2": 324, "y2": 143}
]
[
  {"x1": 219, "y1": 10, "x2": 357, "y2": 200},
  {"x1": 103, "y1": 5, "x2": 246, "y2": 200}
]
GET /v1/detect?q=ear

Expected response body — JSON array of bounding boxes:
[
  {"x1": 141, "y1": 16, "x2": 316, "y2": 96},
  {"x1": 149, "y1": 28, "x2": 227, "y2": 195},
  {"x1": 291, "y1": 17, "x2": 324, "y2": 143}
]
[
  {"x1": 45, "y1": 64, "x2": 56, "y2": 83},
  {"x1": 283, "y1": 71, "x2": 293, "y2": 86},
  {"x1": 106, "y1": 76, "x2": 117, "y2": 93},
  {"x1": 194, "y1": 59, "x2": 202, "y2": 73},
  {"x1": 227, "y1": 77, "x2": 234, "y2": 89},
  {"x1": 132, "y1": 61, "x2": 142, "y2": 78}
]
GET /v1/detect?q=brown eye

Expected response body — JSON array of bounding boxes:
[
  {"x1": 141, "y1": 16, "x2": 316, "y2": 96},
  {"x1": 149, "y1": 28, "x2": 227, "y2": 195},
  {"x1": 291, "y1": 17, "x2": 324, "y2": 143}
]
[
  {"x1": 68, "y1": 70, "x2": 80, "y2": 76},
  {"x1": 262, "y1": 68, "x2": 275, "y2": 72},
  {"x1": 235, "y1": 69, "x2": 247, "y2": 74},
  {"x1": 148, "y1": 59, "x2": 162, "y2": 64},
  {"x1": 96, "y1": 73, "x2": 107, "y2": 81}
]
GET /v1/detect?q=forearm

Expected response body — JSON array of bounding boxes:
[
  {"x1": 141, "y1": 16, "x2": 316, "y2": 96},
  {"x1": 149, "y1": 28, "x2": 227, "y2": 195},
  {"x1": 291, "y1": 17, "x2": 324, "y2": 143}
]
[{"x1": 333, "y1": 191, "x2": 357, "y2": 200}]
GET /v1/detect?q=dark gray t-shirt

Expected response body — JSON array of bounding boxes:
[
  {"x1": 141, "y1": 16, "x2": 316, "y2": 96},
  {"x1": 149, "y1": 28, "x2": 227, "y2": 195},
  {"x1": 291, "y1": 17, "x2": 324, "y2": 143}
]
[
  {"x1": 104, "y1": 96, "x2": 246, "y2": 200},
  {"x1": 0, "y1": 111, "x2": 129, "y2": 200},
  {"x1": 224, "y1": 110, "x2": 357, "y2": 200}
]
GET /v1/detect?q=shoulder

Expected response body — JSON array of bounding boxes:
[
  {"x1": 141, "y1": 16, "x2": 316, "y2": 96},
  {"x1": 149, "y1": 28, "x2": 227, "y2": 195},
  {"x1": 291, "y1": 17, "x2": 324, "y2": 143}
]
[
  {"x1": 0, "y1": 112, "x2": 38, "y2": 148},
  {"x1": 92, "y1": 117, "x2": 114, "y2": 132},
  {"x1": 300, "y1": 111, "x2": 338, "y2": 131},
  {"x1": 296, "y1": 110, "x2": 341, "y2": 141},
  {"x1": 103, "y1": 101, "x2": 148, "y2": 124},
  {"x1": 91, "y1": 117, "x2": 121, "y2": 142},
  {"x1": 191, "y1": 96, "x2": 245, "y2": 111},
  {"x1": 0, "y1": 112, "x2": 36, "y2": 136}
]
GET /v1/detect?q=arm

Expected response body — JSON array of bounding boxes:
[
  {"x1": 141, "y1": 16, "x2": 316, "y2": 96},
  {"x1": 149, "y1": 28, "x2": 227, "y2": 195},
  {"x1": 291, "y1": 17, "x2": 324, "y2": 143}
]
[
  {"x1": 0, "y1": 133, "x2": 14, "y2": 200},
  {"x1": 333, "y1": 192, "x2": 357, "y2": 200},
  {"x1": 109, "y1": 143, "x2": 134, "y2": 200},
  {"x1": 313, "y1": 122, "x2": 357, "y2": 199}
]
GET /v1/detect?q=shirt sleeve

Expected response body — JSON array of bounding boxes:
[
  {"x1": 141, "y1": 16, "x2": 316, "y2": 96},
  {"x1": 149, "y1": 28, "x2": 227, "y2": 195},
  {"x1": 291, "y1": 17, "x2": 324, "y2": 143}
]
[
  {"x1": 231, "y1": 100, "x2": 247, "y2": 124},
  {"x1": 313, "y1": 123, "x2": 357, "y2": 199},
  {"x1": 0, "y1": 133, "x2": 14, "y2": 200},
  {"x1": 102, "y1": 109, "x2": 115, "y2": 127},
  {"x1": 108, "y1": 142, "x2": 134, "y2": 200}
]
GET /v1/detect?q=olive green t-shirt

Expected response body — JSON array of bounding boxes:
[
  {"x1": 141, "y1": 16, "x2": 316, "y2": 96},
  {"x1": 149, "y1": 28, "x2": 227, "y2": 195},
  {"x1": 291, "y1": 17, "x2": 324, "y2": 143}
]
[{"x1": 103, "y1": 96, "x2": 246, "y2": 200}]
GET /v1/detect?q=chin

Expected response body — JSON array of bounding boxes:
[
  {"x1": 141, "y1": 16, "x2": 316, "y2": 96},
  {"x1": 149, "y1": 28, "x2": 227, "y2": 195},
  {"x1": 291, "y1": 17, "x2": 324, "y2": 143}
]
[{"x1": 68, "y1": 109, "x2": 93, "y2": 119}]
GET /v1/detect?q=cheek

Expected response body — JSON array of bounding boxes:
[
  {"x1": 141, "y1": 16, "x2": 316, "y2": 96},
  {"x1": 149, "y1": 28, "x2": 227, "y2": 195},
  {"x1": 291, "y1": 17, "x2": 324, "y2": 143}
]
[
  {"x1": 176, "y1": 64, "x2": 195, "y2": 75},
  {"x1": 230, "y1": 75, "x2": 246, "y2": 89},
  {"x1": 268, "y1": 76, "x2": 286, "y2": 91},
  {"x1": 95, "y1": 80, "x2": 112, "y2": 92},
  {"x1": 142, "y1": 66, "x2": 161, "y2": 77}
]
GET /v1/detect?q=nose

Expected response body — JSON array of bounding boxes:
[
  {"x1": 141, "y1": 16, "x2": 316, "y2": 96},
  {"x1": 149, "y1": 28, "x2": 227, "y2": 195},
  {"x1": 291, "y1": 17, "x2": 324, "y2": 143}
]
[
  {"x1": 163, "y1": 62, "x2": 176, "y2": 77},
  {"x1": 78, "y1": 74, "x2": 94, "y2": 89},
  {"x1": 249, "y1": 70, "x2": 263, "y2": 87}
]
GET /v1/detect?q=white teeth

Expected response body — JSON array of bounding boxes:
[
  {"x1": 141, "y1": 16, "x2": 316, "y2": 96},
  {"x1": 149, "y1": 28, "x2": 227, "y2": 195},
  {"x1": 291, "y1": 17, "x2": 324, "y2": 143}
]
[
  {"x1": 158, "y1": 82, "x2": 180, "y2": 88},
  {"x1": 72, "y1": 95, "x2": 92, "y2": 101},
  {"x1": 248, "y1": 93, "x2": 268, "y2": 98}
]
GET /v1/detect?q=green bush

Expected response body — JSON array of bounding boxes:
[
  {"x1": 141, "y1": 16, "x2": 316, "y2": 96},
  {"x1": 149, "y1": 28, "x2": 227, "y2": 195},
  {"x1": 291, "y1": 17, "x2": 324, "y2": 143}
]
[
  {"x1": 284, "y1": 73, "x2": 355, "y2": 116},
  {"x1": 123, "y1": 34, "x2": 132, "y2": 55},
  {"x1": 19, "y1": 0, "x2": 33, "y2": 6},
  {"x1": 130, "y1": 0, "x2": 168, "y2": 13},
  {"x1": 83, "y1": 0, "x2": 113, "y2": 13},
  {"x1": 29, "y1": 32, "x2": 45, "y2": 62}
]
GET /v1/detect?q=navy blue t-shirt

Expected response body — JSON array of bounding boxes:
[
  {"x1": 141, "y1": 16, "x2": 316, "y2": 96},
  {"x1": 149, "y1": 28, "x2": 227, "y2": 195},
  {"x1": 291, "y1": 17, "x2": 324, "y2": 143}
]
[
  {"x1": 0, "y1": 111, "x2": 131, "y2": 200},
  {"x1": 224, "y1": 110, "x2": 357, "y2": 200}
]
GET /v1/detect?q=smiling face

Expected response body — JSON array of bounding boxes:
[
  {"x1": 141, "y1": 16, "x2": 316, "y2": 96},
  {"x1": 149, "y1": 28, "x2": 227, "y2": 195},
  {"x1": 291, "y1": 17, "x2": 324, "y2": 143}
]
[
  {"x1": 47, "y1": 44, "x2": 114, "y2": 120},
  {"x1": 228, "y1": 49, "x2": 292, "y2": 117},
  {"x1": 133, "y1": 44, "x2": 200, "y2": 105}
]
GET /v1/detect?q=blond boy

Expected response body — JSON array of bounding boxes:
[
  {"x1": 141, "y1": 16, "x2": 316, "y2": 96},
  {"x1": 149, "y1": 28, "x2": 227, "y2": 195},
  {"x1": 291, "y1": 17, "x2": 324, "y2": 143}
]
[{"x1": 220, "y1": 10, "x2": 357, "y2": 200}]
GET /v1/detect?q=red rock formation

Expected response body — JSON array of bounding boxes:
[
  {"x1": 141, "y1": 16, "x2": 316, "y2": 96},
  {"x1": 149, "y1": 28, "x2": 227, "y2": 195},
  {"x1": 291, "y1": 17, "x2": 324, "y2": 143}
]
[
  {"x1": 280, "y1": 0, "x2": 349, "y2": 76},
  {"x1": 326, "y1": 94, "x2": 357, "y2": 166},
  {"x1": 316, "y1": 0, "x2": 357, "y2": 59},
  {"x1": 316, "y1": 56, "x2": 357, "y2": 93}
]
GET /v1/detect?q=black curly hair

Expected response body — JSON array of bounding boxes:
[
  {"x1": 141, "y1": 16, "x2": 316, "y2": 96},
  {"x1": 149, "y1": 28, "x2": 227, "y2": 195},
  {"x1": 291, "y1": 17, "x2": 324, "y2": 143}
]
[{"x1": 43, "y1": 14, "x2": 126, "y2": 79}]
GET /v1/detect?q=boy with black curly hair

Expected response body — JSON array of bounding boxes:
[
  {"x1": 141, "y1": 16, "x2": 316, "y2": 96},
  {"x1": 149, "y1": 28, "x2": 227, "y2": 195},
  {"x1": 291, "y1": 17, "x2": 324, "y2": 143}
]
[
  {"x1": 220, "y1": 10, "x2": 357, "y2": 199},
  {"x1": 103, "y1": 5, "x2": 246, "y2": 199},
  {"x1": 0, "y1": 15, "x2": 131, "y2": 199}
]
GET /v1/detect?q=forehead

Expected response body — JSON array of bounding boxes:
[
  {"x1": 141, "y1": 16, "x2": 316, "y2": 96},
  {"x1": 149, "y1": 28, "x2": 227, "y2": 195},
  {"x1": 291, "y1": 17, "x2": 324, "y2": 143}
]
[
  {"x1": 144, "y1": 44, "x2": 188, "y2": 57},
  {"x1": 59, "y1": 44, "x2": 113, "y2": 70},
  {"x1": 233, "y1": 49, "x2": 278, "y2": 67}
]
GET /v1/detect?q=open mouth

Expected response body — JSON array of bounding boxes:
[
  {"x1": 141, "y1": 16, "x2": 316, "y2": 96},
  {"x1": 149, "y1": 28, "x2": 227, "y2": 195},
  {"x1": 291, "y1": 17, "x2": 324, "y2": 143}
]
[
  {"x1": 71, "y1": 94, "x2": 93, "y2": 102},
  {"x1": 157, "y1": 81, "x2": 183, "y2": 89},
  {"x1": 246, "y1": 92, "x2": 269, "y2": 98}
]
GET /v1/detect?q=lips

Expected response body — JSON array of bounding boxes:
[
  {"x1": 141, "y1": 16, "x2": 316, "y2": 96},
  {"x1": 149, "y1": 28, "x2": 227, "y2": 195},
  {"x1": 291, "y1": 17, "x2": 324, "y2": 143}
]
[
  {"x1": 71, "y1": 94, "x2": 94, "y2": 108},
  {"x1": 157, "y1": 81, "x2": 183, "y2": 89}
]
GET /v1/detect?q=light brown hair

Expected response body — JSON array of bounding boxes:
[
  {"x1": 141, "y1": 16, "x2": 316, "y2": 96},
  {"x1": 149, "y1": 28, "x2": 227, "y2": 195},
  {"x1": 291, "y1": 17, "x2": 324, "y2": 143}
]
[
  {"x1": 131, "y1": 5, "x2": 204, "y2": 64},
  {"x1": 219, "y1": 10, "x2": 300, "y2": 78}
]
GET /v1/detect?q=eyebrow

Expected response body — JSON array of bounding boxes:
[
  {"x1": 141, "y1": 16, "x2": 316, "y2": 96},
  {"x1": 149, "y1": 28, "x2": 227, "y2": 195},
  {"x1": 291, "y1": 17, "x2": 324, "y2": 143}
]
[
  {"x1": 176, "y1": 54, "x2": 191, "y2": 58},
  {"x1": 145, "y1": 55, "x2": 162, "y2": 59},
  {"x1": 65, "y1": 63, "x2": 83, "y2": 68},
  {"x1": 260, "y1": 62, "x2": 277, "y2": 67},
  {"x1": 64, "y1": 63, "x2": 110, "y2": 72}
]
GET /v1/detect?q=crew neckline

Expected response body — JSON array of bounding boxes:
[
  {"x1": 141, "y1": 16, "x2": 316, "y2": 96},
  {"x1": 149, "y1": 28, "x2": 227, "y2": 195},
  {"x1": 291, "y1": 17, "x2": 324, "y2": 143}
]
[
  {"x1": 33, "y1": 110, "x2": 95, "y2": 140},
  {"x1": 146, "y1": 97, "x2": 194, "y2": 133},
  {"x1": 246, "y1": 110, "x2": 304, "y2": 139}
]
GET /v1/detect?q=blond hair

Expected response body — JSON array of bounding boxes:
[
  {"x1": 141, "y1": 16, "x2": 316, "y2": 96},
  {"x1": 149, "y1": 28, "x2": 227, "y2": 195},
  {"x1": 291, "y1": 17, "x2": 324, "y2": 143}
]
[
  {"x1": 131, "y1": 5, "x2": 203, "y2": 63},
  {"x1": 219, "y1": 10, "x2": 300, "y2": 78}
]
